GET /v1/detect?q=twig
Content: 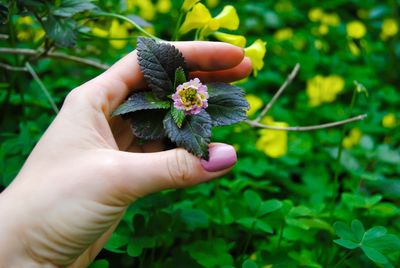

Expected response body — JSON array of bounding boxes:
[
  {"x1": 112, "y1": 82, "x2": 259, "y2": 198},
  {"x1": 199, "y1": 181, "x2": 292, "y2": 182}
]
[
  {"x1": 255, "y1": 63, "x2": 300, "y2": 122},
  {"x1": 245, "y1": 114, "x2": 367, "y2": 131},
  {"x1": 0, "y1": 62, "x2": 28, "y2": 72},
  {"x1": 0, "y1": 48, "x2": 109, "y2": 70},
  {"x1": 0, "y1": 34, "x2": 9, "y2": 40},
  {"x1": 25, "y1": 62, "x2": 59, "y2": 114}
]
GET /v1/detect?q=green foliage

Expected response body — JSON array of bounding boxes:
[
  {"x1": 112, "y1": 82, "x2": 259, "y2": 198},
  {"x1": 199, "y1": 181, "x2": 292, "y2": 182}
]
[
  {"x1": 334, "y1": 219, "x2": 400, "y2": 265},
  {"x1": 1, "y1": 0, "x2": 399, "y2": 267},
  {"x1": 112, "y1": 92, "x2": 170, "y2": 116}
]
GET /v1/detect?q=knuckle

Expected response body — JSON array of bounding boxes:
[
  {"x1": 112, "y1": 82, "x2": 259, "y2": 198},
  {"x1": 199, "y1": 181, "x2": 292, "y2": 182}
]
[
  {"x1": 167, "y1": 149, "x2": 192, "y2": 187},
  {"x1": 63, "y1": 88, "x2": 84, "y2": 107}
]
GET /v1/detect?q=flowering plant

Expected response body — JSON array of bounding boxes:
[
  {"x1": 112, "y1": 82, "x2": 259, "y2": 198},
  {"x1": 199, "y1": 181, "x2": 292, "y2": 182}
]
[{"x1": 113, "y1": 37, "x2": 249, "y2": 159}]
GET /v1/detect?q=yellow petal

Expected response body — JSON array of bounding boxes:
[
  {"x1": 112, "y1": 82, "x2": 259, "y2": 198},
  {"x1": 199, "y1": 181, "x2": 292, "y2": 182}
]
[
  {"x1": 245, "y1": 39, "x2": 267, "y2": 76},
  {"x1": 308, "y1": 8, "x2": 324, "y2": 22},
  {"x1": 92, "y1": 27, "x2": 109, "y2": 37},
  {"x1": 245, "y1": 94, "x2": 263, "y2": 117},
  {"x1": 256, "y1": 118, "x2": 288, "y2": 158},
  {"x1": 182, "y1": 0, "x2": 200, "y2": 11},
  {"x1": 214, "y1": 5, "x2": 239, "y2": 30},
  {"x1": 346, "y1": 20, "x2": 366, "y2": 39},
  {"x1": 179, "y1": 3, "x2": 212, "y2": 34},
  {"x1": 156, "y1": 0, "x2": 171, "y2": 13},
  {"x1": 213, "y1": 31, "x2": 246, "y2": 47},
  {"x1": 381, "y1": 18, "x2": 398, "y2": 38},
  {"x1": 274, "y1": 28, "x2": 293, "y2": 41},
  {"x1": 382, "y1": 113, "x2": 397, "y2": 128},
  {"x1": 109, "y1": 20, "x2": 129, "y2": 49},
  {"x1": 206, "y1": 0, "x2": 220, "y2": 8}
]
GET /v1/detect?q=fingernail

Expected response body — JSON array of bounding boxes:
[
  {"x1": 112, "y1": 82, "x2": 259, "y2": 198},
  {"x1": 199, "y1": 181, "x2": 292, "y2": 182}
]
[{"x1": 201, "y1": 144, "x2": 237, "y2": 172}]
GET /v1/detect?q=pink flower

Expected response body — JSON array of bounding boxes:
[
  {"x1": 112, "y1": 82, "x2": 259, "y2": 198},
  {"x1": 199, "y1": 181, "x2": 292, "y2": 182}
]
[{"x1": 172, "y1": 78, "x2": 209, "y2": 115}]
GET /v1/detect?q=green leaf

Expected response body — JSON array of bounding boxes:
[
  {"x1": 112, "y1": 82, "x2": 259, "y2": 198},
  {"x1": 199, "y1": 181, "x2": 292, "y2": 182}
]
[
  {"x1": 242, "y1": 260, "x2": 258, "y2": 268},
  {"x1": 257, "y1": 199, "x2": 282, "y2": 217},
  {"x1": 351, "y1": 220, "x2": 365, "y2": 242},
  {"x1": 184, "y1": 239, "x2": 234, "y2": 268},
  {"x1": 137, "y1": 37, "x2": 188, "y2": 98},
  {"x1": 104, "y1": 233, "x2": 129, "y2": 253},
  {"x1": 44, "y1": 15, "x2": 76, "y2": 47},
  {"x1": 171, "y1": 107, "x2": 185, "y2": 128},
  {"x1": 88, "y1": 259, "x2": 109, "y2": 268},
  {"x1": 130, "y1": 109, "x2": 167, "y2": 140},
  {"x1": 112, "y1": 92, "x2": 170, "y2": 116},
  {"x1": 333, "y1": 239, "x2": 359, "y2": 249},
  {"x1": 53, "y1": 0, "x2": 97, "y2": 17},
  {"x1": 244, "y1": 190, "x2": 262, "y2": 214},
  {"x1": 361, "y1": 245, "x2": 389, "y2": 264},
  {"x1": 179, "y1": 208, "x2": 209, "y2": 229},
  {"x1": 164, "y1": 110, "x2": 212, "y2": 159},
  {"x1": 333, "y1": 221, "x2": 359, "y2": 242},
  {"x1": 206, "y1": 83, "x2": 249, "y2": 126},
  {"x1": 174, "y1": 67, "x2": 187, "y2": 89}
]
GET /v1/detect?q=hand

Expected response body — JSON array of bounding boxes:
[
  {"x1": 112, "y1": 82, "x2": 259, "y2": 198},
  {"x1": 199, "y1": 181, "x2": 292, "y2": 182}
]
[{"x1": 0, "y1": 42, "x2": 252, "y2": 267}]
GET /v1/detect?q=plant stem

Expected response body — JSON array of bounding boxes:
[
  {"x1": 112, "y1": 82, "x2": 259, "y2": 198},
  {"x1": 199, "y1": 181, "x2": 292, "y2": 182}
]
[
  {"x1": 333, "y1": 251, "x2": 353, "y2": 268},
  {"x1": 25, "y1": 62, "x2": 59, "y2": 114},
  {"x1": 255, "y1": 64, "x2": 300, "y2": 122},
  {"x1": 329, "y1": 88, "x2": 358, "y2": 219},
  {"x1": 241, "y1": 220, "x2": 256, "y2": 257},
  {"x1": 173, "y1": 11, "x2": 185, "y2": 41},
  {"x1": 87, "y1": 12, "x2": 161, "y2": 41},
  {"x1": 0, "y1": 48, "x2": 109, "y2": 70},
  {"x1": 276, "y1": 220, "x2": 285, "y2": 251},
  {"x1": 245, "y1": 114, "x2": 367, "y2": 131}
]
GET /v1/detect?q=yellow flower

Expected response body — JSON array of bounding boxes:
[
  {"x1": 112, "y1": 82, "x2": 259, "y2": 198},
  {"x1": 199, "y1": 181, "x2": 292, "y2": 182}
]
[
  {"x1": 182, "y1": 0, "x2": 200, "y2": 11},
  {"x1": 245, "y1": 94, "x2": 263, "y2": 117},
  {"x1": 127, "y1": 0, "x2": 156, "y2": 21},
  {"x1": 109, "y1": 20, "x2": 129, "y2": 49},
  {"x1": 346, "y1": 21, "x2": 366, "y2": 39},
  {"x1": 342, "y1": 128, "x2": 362, "y2": 149},
  {"x1": 274, "y1": 28, "x2": 293, "y2": 41},
  {"x1": 348, "y1": 41, "x2": 360, "y2": 56},
  {"x1": 321, "y1": 13, "x2": 340, "y2": 26},
  {"x1": 156, "y1": 0, "x2": 171, "y2": 14},
  {"x1": 318, "y1": 24, "x2": 329, "y2": 35},
  {"x1": 245, "y1": 39, "x2": 267, "y2": 76},
  {"x1": 382, "y1": 113, "x2": 397, "y2": 128},
  {"x1": 16, "y1": 16, "x2": 44, "y2": 42},
  {"x1": 381, "y1": 18, "x2": 398, "y2": 39},
  {"x1": 213, "y1": 32, "x2": 246, "y2": 47},
  {"x1": 308, "y1": 8, "x2": 324, "y2": 22},
  {"x1": 306, "y1": 75, "x2": 345, "y2": 106},
  {"x1": 256, "y1": 116, "x2": 288, "y2": 158},
  {"x1": 179, "y1": 3, "x2": 239, "y2": 35}
]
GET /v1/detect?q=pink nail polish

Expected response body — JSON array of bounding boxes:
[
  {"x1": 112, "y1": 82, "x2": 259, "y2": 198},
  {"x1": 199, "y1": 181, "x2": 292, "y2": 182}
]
[{"x1": 201, "y1": 144, "x2": 237, "y2": 172}]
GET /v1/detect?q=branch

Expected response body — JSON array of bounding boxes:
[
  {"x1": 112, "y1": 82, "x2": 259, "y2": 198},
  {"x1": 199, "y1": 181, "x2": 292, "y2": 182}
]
[
  {"x1": 245, "y1": 114, "x2": 367, "y2": 131},
  {"x1": 25, "y1": 62, "x2": 59, "y2": 114},
  {"x1": 0, "y1": 62, "x2": 28, "y2": 72},
  {"x1": 0, "y1": 48, "x2": 109, "y2": 70},
  {"x1": 255, "y1": 63, "x2": 300, "y2": 122},
  {"x1": 0, "y1": 34, "x2": 9, "y2": 40}
]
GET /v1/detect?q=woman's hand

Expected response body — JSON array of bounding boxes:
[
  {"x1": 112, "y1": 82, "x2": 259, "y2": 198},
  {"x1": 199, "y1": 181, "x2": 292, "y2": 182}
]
[{"x1": 0, "y1": 42, "x2": 252, "y2": 267}]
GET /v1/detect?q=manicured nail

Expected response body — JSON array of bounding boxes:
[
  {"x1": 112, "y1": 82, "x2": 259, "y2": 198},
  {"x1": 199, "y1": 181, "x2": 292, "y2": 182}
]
[{"x1": 201, "y1": 144, "x2": 237, "y2": 172}]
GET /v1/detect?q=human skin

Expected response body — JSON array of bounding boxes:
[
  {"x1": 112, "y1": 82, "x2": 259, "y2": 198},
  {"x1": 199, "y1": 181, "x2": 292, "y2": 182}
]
[{"x1": 0, "y1": 42, "x2": 252, "y2": 267}]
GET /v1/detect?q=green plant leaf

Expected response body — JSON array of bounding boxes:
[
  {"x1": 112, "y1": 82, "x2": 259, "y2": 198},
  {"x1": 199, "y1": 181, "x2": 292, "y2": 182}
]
[
  {"x1": 351, "y1": 220, "x2": 365, "y2": 242},
  {"x1": 206, "y1": 83, "x2": 249, "y2": 126},
  {"x1": 164, "y1": 110, "x2": 211, "y2": 159},
  {"x1": 242, "y1": 260, "x2": 258, "y2": 268},
  {"x1": 174, "y1": 67, "x2": 187, "y2": 89},
  {"x1": 257, "y1": 199, "x2": 282, "y2": 217},
  {"x1": 171, "y1": 107, "x2": 185, "y2": 128},
  {"x1": 112, "y1": 91, "x2": 170, "y2": 116},
  {"x1": 53, "y1": 0, "x2": 97, "y2": 17},
  {"x1": 88, "y1": 259, "x2": 109, "y2": 268},
  {"x1": 333, "y1": 239, "x2": 359, "y2": 249},
  {"x1": 44, "y1": 15, "x2": 76, "y2": 47},
  {"x1": 130, "y1": 109, "x2": 167, "y2": 140},
  {"x1": 333, "y1": 221, "x2": 358, "y2": 242},
  {"x1": 179, "y1": 208, "x2": 209, "y2": 229},
  {"x1": 184, "y1": 239, "x2": 234, "y2": 268},
  {"x1": 244, "y1": 190, "x2": 262, "y2": 214},
  {"x1": 137, "y1": 37, "x2": 188, "y2": 98},
  {"x1": 361, "y1": 245, "x2": 389, "y2": 264}
]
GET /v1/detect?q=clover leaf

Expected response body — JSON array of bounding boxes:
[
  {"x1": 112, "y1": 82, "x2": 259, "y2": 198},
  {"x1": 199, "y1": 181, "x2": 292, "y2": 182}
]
[
  {"x1": 113, "y1": 37, "x2": 249, "y2": 159},
  {"x1": 333, "y1": 219, "x2": 400, "y2": 265}
]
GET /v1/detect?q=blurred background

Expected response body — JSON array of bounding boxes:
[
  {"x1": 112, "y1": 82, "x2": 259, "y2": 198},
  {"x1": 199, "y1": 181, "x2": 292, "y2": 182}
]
[{"x1": 1, "y1": 0, "x2": 399, "y2": 267}]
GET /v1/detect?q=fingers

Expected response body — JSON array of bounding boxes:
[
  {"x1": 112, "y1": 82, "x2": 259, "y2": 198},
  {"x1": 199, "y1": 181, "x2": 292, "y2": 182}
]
[
  {"x1": 111, "y1": 143, "x2": 237, "y2": 199},
  {"x1": 85, "y1": 42, "x2": 247, "y2": 112},
  {"x1": 190, "y1": 57, "x2": 252, "y2": 83}
]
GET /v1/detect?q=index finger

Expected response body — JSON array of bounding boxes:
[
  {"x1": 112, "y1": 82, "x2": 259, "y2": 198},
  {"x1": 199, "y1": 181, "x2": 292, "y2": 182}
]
[{"x1": 85, "y1": 42, "x2": 245, "y2": 112}]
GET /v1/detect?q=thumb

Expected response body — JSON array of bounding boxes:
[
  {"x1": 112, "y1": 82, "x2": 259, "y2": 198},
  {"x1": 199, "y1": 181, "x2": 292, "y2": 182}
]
[{"x1": 114, "y1": 143, "x2": 237, "y2": 198}]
